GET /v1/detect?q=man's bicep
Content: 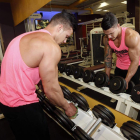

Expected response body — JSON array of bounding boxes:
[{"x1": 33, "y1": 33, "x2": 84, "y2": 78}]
[{"x1": 39, "y1": 55, "x2": 56, "y2": 82}]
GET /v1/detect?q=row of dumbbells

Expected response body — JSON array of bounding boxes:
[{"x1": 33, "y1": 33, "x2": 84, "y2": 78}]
[
  {"x1": 36, "y1": 85, "x2": 140, "y2": 140},
  {"x1": 58, "y1": 63, "x2": 134, "y2": 94}
]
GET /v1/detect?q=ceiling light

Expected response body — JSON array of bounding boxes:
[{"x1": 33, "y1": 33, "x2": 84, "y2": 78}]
[
  {"x1": 99, "y1": 2, "x2": 109, "y2": 8},
  {"x1": 96, "y1": 9, "x2": 102, "y2": 11},
  {"x1": 121, "y1": 1, "x2": 127, "y2": 4},
  {"x1": 103, "y1": 10, "x2": 109, "y2": 12}
]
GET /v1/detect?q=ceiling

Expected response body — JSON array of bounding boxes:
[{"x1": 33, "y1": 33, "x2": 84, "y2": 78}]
[{"x1": 39, "y1": 0, "x2": 127, "y2": 15}]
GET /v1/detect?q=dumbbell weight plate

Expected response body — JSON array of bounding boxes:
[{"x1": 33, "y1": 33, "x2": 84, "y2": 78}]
[
  {"x1": 36, "y1": 90, "x2": 45, "y2": 102},
  {"x1": 123, "y1": 122, "x2": 140, "y2": 134},
  {"x1": 65, "y1": 65, "x2": 75, "y2": 76},
  {"x1": 131, "y1": 84, "x2": 140, "y2": 103},
  {"x1": 98, "y1": 104, "x2": 115, "y2": 120},
  {"x1": 83, "y1": 70, "x2": 95, "y2": 83},
  {"x1": 58, "y1": 63, "x2": 66, "y2": 73},
  {"x1": 72, "y1": 126, "x2": 93, "y2": 140},
  {"x1": 126, "y1": 81, "x2": 135, "y2": 94},
  {"x1": 60, "y1": 85, "x2": 72, "y2": 101},
  {"x1": 96, "y1": 105, "x2": 115, "y2": 125},
  {"x1": 92, "y1": 107, "x2": 114, "y2": 128},
  {"x1": 127, "y1": 121, "x2": 140, "y2": 130},
  {"x1": 73, "y1": 67, "x2": 84, "y2": 79},
  {"x1": 53, "y1": 108, "x2": 75, "y2": 130},
  {"x1": 95, "y1": 71, "x2": 109, "y2": 88},
  {"x1": 70, "y1": 92, "x2": 89, "y2": 111},
  {"x1": 42, "y1": 99, "x2": 56, "y2": 116},
  {"x1": 70, "y1": 93, "x2": 89, "y2": 111},
  {"x1": 120, "y1": 125, "x2": 140, "y2": 140},
  {"x1": 109, "y1": 76, "x2": 126, "y2": 94},
  {"x1": 72, "y1": 92, "x2": 89, "y2": 109}
]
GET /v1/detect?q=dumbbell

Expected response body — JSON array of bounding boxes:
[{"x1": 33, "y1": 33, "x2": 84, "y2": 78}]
[
  {"x1": 58, "y1": 63, "x2": 66, "y2": 73},
  {"x1": 73, "y1": 67, "x2": 84, "y2": 79},
  {"x1": 92, "y1": 104, "x2": 115, "y2": 128},
  {"x1": 94, "y1": 71, "x2": 109, "y2": 88},
  {"x1": 53, "y1": 108, "x2": 75, "y2": 131},
  {"x1": 109, "y1": 76, "x2": 135, "y2": 94},
  {"x1": 72, "y1": 126, "x2": 93, "y2": 140},
  {"x1": 36, "y1": 89, "x2": 45, "y2": 102},
  {"x1": 83, "y1": 70, "x2": 95, "y2": 83},
  {"x1": 60, "y1": 85, "x2": 73, "y2": 101},
  {"x1": 120, "y1": 121, "x2": 140, "y2": 140},
  {"x1": 65, "y1": 65, "x2": 75, "y2": 76},
  {"x1": 36, "y1": 90, "x2": 56, "y2": 116},
  {"x1": 130, "y1": 84, "x2": 140, "y2": 103},
  {"x1": 70, "y1": 92, "x2": 90, "y2": 112}
]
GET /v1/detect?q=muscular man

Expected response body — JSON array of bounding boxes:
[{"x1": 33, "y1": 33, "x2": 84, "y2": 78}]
[
  {"x1": 101, "y1": 12, "x2": 140, "y2": 89},
  {"x1": 0, "y1": 10, "x2": 77, "y2": 140}
]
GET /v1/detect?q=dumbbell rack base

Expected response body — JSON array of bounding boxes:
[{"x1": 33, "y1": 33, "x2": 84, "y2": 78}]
[
  {"x1": 43, "y1": 100, "x2": 127, "y2": 140},
  {"x1": 70, "y1": 107, "x2": 127, "y2": 139}
]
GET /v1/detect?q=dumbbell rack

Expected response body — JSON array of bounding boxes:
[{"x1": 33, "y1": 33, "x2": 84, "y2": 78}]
[
  {"x1": 44, "y1": 100, "x2": 127, "y2": 140},
  {"x1": 59, "y1": 73, "x2": 126, "y2": 113},
  {"x1": 69, "y1": 107, "x2": 127, "y2": 139},
  {"x1": 59, "y1": 72, "x2": 140, "y2": 120}
]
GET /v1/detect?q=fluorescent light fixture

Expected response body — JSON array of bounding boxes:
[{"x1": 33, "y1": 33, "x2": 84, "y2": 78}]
[
  {"x1": 103, "y1": 10, "x2": 109, "y2": 12},
  {"x1": 121, "y1": 1, "x2": 127, "y2": 4},
  {"x1": 99, "y1": 2, "x2": 109, "y2": 8},
  {"x1": 96, "y1": 9, "x2": 102, "y2": 11}
]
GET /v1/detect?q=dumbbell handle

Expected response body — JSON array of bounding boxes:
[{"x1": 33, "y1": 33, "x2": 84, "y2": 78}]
[{"x1": 87, "y1": 118, "x2": 102, "y2": 136}]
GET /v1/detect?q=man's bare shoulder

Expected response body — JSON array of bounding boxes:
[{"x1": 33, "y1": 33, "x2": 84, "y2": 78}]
[
  {"x1": 125, "y1": 28, "x2": 140, "y2": 48},
  {"x1": 20, "y1": 31, "x2": 61, "y2": 67}
]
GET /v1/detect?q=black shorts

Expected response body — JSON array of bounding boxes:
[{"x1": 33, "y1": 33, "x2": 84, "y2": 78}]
[
  {"x1": 114, "y1": 66, "x2": 140, "y2": 85},
  {"x1": 0, "y1": 102, "x2": 50, "y2": 140}
]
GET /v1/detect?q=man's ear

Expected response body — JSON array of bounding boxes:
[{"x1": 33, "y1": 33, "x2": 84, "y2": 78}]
[
  {"x1": 117, "y1": 24, "x2": 120, "y2": 28},
  {"x1": 57, "y1": 24, "x2": 64, "y2": 33}
]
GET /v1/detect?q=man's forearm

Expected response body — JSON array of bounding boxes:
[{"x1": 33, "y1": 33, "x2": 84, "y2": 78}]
[
  {"x1": 105, "y1": 67, "x2": 111, "y2": 77},
  {"x1": 43, "y1": 82, "x2": 70, "y2": 111},
  {"x1": 125, "y1": 61, "x2": 139, "y2": 82}
]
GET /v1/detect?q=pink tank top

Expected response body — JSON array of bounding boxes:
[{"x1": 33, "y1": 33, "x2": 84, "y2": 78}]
[
  {"x1": 109, "y1": 27, "x2": 140, "y2": 70},
  {"x1": 0, "y1": 29, "x2": 51, "y2": 107}
]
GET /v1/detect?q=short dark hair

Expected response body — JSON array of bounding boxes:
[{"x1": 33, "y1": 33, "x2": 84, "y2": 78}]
[
  {"x1": 49, "y1": 9, "x2": 77, "y2": 31},
  {"x1": 101, "y1": 12, "x2": 118, "y2": 30}
]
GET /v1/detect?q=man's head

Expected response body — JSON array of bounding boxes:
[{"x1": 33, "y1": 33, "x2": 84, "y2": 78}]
[
  {"x1": 49, "y1": 10, "x2": 77, "y2": 44},
  {"x1": 101, "y1": 12, "x2": 120, "y2": 40}
]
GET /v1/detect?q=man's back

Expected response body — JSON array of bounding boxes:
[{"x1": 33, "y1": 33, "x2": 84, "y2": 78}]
[{"x1": 0, "y1": 29, "x2": 53, "y2": 107}]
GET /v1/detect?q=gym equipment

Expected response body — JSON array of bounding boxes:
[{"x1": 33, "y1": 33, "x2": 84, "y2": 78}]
[
  {"x1": 36, "y1": 89, "x2": 45, "y2": 101},
  {"x1": 83, "y1": 70, "x2": 95, "y2": 83},
  {"x1": 53, "y1": 108, "x2": 75, "y2": 131},
  {"x1": 72, "y1": 126, "x2": 93, "y2": 140},
  {"x1": 60, "y1": 59, "x2": 83, "y2": 64},
  {"x1": 58, "y1": 63, "x2": 66, "y2": 73},
  {"x1": 36, "y1": 89, "x2": 56, "y2": 115},
  {"x1": 95, "y1": 71, "x2": 109, "y2": 88},
  {"x1": 73, "y1": 67, "x2": 84, "y2": 79},
  {"x1": 60, "y1": 85, "x2": 72, "y2": 101},
  {"x1": 60, "y1": 57, "x2": 75, "y2": 61},
  {"x1": 109, "y1": 76, "x2": 135, "y2": 94},
  {"x1": 41, "y1": 98, "x2": 56, "y2": 116},
  {"x1": 123, "y1": 121, "x2": 140, "y2": 133},
  {"x1": 65, "y1": 65, "x2": 75, "y2": 76},
  {"x1": 70, "y1": 92, "x2": 89, "y2": 112},
  {"x1": 83, "y1": 64, "x2": 105, "y2": 71},
  {"x1": 131, "y1": 84, "x2": 140, "y2": 103},
  {"x1": 120, "y1": 121, "x2": 140, "y2": 140},
  {"x1": 92, "y1": 104, "x2": 115, "y2": 128}
]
